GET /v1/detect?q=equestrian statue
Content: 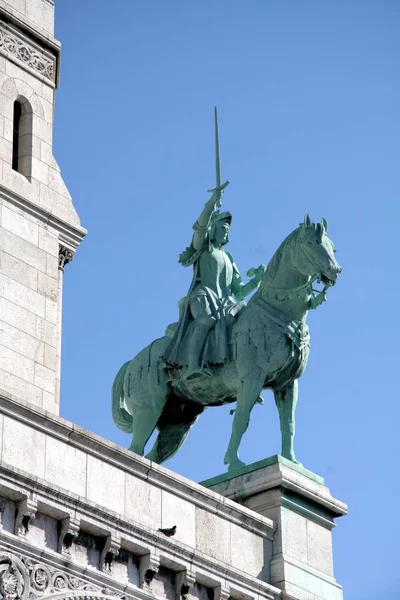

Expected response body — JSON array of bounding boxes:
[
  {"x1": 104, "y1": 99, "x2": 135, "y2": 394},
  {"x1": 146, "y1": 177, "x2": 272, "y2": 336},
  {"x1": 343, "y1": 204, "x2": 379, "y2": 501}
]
[{"x1": 112, "y1": 109, "x2": 342, "y2": 470}]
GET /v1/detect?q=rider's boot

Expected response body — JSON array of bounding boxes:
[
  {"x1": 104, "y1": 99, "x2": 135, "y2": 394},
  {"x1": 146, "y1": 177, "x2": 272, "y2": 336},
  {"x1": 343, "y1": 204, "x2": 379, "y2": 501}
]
[{"x1": 185, "y1": 322, "x2": 213, "y2": 380}]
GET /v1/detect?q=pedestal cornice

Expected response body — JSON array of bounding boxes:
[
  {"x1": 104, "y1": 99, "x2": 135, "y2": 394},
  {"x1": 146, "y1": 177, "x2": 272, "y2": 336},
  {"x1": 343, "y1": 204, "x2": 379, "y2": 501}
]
[{"x1": 201, "y1": 455, "x2": 347, "y2": 522}]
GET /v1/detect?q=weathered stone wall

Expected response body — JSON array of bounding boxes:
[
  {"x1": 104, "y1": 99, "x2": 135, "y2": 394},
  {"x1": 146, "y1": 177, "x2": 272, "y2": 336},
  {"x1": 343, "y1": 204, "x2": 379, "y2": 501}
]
[
  {"x1": 0, "y1": 207, "x2": 61, "y2": 410},
  {"x1": 0, "y1": 392, "x2": 281, "y2": 600},
  {"x1": 0, "y1": 0, "x2": 55, "y2": 36},
  {"x1": 0, "y1": 0, "x2": 85, "y2": 414}
]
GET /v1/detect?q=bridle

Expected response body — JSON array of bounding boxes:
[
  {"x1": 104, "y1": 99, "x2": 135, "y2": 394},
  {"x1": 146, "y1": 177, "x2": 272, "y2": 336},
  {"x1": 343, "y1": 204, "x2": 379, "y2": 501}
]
[
  {"x1": 260, "y1": 275, "x2": 318, "y2": 301},
  {"x1": 256, "y1": 238, "x2": 328, "y2": 302}
]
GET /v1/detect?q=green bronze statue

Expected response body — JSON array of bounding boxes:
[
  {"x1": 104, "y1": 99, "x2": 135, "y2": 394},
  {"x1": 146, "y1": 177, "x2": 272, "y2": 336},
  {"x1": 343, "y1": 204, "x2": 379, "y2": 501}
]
[
  {"x1": 112, "y1": 109, "x2": 341, "y2": 470},
  {"x1": 164, "y1": 109, "x2": 265, "y2": 380},
  {"x1": 163, "y1": 187, "x2": 265, "y2": 379}
]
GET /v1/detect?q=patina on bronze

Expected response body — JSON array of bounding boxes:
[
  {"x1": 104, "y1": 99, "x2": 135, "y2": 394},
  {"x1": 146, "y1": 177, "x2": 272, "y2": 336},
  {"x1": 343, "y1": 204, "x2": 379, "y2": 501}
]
[{"x1": 112, "y1": 110, "x2": 341, "y2": 470}]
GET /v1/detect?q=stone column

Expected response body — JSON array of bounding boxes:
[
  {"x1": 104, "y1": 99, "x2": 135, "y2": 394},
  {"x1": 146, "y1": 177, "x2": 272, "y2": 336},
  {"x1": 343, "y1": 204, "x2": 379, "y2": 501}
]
[{"x1": 201, "y1": 456, "x2": 347, "y2": 600}]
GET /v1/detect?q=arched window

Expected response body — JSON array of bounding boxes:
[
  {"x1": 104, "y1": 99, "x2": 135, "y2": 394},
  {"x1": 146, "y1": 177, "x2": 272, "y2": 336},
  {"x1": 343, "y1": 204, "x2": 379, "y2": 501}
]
[
  {"x1": 12, "y1": 101, "x2": 22, "y2": 171},
  {"x1": 12, "y1": 98, "x2": 32, "y2": 180}
]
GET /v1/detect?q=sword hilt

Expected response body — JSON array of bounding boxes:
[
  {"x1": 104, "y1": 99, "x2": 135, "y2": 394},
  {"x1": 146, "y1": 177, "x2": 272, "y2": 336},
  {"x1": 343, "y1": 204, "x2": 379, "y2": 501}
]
[{"x1": 207, "y1": 180, "x2": 230, "y2": 206}]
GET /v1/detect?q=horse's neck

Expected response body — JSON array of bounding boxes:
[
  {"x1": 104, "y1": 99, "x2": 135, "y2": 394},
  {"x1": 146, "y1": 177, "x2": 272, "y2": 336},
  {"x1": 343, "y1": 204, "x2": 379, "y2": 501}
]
[
  {"x1": 256, "y1": 258, "x2": 312, "y2": 322},
  {"x1": 268, "y1": 262, "x2": 307, "y2": 290}
]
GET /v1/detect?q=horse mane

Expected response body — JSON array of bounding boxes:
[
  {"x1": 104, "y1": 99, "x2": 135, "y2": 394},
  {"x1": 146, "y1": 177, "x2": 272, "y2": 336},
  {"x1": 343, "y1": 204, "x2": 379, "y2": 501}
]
[{"x1": 263, "y1": 226, "x2": 301, "y2": 283}]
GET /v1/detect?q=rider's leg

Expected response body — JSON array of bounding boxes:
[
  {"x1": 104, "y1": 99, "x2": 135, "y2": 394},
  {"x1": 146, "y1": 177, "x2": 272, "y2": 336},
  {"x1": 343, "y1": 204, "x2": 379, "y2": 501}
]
[{"x1": 186, "y1": 297, "x2": 216, "y2": 379}]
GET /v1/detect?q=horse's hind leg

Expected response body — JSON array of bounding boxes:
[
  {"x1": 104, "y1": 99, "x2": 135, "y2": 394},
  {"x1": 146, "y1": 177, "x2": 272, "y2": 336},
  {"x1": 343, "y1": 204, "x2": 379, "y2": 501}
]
[
  {"x1": 145, "y1": 402, "x2": 204, "y2": 464},
  {"x1": 274, "y1": 379, "x2": 300, "y2": 464},
  {"x1": 129, "y1": 393, "x2": 166, "y2": 456},
  {"x1": 145, "y1": 424, "x2": 190, "y2": 464}
]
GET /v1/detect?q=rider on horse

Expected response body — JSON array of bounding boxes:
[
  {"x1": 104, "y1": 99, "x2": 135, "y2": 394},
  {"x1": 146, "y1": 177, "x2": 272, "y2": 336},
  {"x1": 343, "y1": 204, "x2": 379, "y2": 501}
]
[{"x1": 163, "y1": 186, "x2": 265, "y2": 379}]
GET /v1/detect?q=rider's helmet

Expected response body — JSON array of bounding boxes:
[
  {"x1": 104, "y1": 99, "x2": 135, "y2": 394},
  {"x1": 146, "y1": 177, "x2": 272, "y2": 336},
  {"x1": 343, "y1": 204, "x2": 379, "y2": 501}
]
[{"x1": 210, "y1": 210, "x2": 232, "y2": 245}]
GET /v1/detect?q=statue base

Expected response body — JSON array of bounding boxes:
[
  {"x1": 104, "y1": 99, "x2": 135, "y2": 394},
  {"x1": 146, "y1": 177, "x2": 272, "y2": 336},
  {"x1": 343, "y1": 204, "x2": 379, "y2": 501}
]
[{"x1": 201, "y1": 456, "x2": 347, "y2": 600}]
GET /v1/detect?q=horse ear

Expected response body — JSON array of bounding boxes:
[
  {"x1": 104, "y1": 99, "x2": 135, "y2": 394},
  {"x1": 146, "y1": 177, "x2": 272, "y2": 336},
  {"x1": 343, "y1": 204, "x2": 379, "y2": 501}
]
[
  {"x1": 304, "y1": 214, "x2": 312, "y2": 228},
  {"x1": 321, "y1": 217, "x2": 328, "y2": 232}
]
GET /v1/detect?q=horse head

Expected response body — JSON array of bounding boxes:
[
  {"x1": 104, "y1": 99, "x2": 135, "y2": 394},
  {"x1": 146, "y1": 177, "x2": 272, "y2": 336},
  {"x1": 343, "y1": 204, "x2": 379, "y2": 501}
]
[{"x1": 294, "y1": 214, "x2": 342, "y2": 287}]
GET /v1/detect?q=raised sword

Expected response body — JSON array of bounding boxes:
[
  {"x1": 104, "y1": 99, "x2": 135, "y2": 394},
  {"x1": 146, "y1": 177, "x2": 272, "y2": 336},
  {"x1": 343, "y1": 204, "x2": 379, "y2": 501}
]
[{"x1": 208, "y1": 106, "x2": 229, "y2": 206}]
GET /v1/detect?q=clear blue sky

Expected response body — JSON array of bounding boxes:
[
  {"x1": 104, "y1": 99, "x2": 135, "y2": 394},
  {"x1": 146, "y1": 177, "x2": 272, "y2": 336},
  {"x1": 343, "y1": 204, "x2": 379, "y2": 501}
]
[{"x1": 55, "y1": 2, "x2": 399, "y2": 598}]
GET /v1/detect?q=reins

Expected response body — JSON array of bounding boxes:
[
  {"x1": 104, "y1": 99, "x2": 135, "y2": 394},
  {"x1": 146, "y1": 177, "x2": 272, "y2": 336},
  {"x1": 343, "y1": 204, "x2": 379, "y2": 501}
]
[{"x1": 258, "y1": 274, "x2": 319, "y2": 301}]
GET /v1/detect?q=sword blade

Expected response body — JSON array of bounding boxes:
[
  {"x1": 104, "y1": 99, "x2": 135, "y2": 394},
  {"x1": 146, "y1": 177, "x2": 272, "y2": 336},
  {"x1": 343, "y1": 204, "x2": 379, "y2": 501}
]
[{"x1": 214, "y1": 106, "x2": 221, "y2": 189}]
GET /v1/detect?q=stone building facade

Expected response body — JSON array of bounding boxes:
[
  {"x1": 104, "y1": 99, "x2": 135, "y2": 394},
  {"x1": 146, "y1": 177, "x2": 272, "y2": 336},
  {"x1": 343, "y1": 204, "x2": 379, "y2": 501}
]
[
  {"x1": 0, "y1": 2, "x2": 346, "y2": 600},
  {"x1": 0, "y1": 0, "x2": 86, "y2": 415},
  {"x1": 0, "y1": 392, "x2": 346, "y2": 600}
]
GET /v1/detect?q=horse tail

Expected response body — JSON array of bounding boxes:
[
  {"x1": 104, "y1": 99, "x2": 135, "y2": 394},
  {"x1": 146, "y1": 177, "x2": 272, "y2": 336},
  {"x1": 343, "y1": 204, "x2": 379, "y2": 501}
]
[{"x1": 112, "y1": 361, "x2": 133, "y2": 433}]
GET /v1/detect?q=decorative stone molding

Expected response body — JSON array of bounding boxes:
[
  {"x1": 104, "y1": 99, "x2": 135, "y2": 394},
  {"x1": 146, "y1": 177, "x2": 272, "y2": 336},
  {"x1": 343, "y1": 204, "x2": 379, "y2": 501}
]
[
  {"x1": 101, "y1": 589, "x2": 128, "y2": 599},
  {"x1": 25, "y1": 558, "x2": 99, "y2": 596},
  {"x1": 0, "y1": 20, "x2": 56, "y2": 83},
  {"x1": 58, "y1": 245, "x2": 74, "y2": 271},
  {"x1": 0, "y1": 552, "x2": 30, "y2": 600},
  {"x1": 39, "y1": 596, "x2": 124, "y2": 600},
  {"x1": 213, "y1": 585, "x2": 231, "y2": 600},
  {"x1": 0, "y1": 552, "x2": 134, "y2": 599},
  {"x1": 0, "y1": 499, "x2": 6, "y2": 529},
  {"x1": 100, "y1": 534, "x2": 121, "y2": 572},
  {"x1": 139, "y1": 551, "x2": 160, "y2": 589},
  {"x1": 58, "y1": 516, "x2": 80, "y2": 555},
  {"x1": 15, "y1": 498, "x2": 37, "y2": 537},
  {"x1": 175, "y1": 569, "x2": 196, "y2": 600}
]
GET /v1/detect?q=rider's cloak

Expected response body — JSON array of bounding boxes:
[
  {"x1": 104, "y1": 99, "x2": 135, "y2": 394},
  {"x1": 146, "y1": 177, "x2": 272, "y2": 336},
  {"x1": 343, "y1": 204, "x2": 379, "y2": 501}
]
[{"x1": 163, "y1": 235, "x2": 241, "y2": 369}]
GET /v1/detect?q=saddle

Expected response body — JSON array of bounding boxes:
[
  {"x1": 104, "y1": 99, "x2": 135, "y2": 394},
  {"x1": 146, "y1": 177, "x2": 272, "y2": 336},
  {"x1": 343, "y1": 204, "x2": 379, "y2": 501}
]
[{"x1": 164, "y1": 299, "x2": 246, "y2": 374}]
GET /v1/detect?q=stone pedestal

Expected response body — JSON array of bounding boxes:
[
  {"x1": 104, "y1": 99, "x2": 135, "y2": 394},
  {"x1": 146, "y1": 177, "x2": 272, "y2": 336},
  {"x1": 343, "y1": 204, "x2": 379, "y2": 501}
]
[{"x1": 201, "y1": 456, "x2": 347, "y2": 600}]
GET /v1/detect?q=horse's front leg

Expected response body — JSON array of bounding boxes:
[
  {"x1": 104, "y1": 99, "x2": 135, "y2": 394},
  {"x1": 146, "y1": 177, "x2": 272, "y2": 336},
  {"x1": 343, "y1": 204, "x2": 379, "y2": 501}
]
[
  {"x1": 224, "y1": 372, "x2": 264, "y2": 471},
  {"x1": 274, "y1": 379, "x2": 300, "y2": 464}
]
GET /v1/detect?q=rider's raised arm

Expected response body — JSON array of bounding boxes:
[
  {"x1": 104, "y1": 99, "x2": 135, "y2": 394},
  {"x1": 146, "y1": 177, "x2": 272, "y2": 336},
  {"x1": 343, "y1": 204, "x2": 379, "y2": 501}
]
[{"x1": 192, "y1": 190, "x2": 221, "y2": 250}]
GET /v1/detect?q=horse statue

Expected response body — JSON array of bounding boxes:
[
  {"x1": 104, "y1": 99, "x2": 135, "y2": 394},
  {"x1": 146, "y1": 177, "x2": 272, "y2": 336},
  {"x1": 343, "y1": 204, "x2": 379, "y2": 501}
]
[{"x1": 112, "y1": 214, "x2": 341, "y2": 471}]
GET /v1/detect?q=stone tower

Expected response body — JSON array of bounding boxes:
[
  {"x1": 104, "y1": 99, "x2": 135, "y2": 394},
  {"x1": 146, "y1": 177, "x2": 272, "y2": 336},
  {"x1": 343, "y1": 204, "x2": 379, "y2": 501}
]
[
  {"x1": 0, "y1": 0, "x2": 85, "y2": 414},
  {"x1": 0, "y1": 3, "x2": 346, "y2": 600}
]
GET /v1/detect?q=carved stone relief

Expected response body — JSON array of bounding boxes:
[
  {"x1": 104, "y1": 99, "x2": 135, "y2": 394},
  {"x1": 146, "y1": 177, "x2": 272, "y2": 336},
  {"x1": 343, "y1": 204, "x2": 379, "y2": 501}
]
[
  {"x1": 0, "y1": 553, "x2": 29, "y2": 600},
  {"x1": 100, "y1": 535, "x2": 120, "y2": 573},
  {"x1": 15, "y1": 499, "x2": 37, "y2": 537},
  {"x1": 0, "y1": 21, "x2": 56, "y2": 83},
  {"x1": 175, "y1": 570, "x2": 196, "y2": 600},
  {"x1": 0, "y1": 552, "x2": 133, "y2": 600},
  {"x1": 138, "y1": 551, "x2": 159, "y2": 589},
  {"x1": 58, "y1": 517, "x2": 80, "y2": 555},
  {"x1": 58, "y1": 246, "x2": 74, "y2": 271}
]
